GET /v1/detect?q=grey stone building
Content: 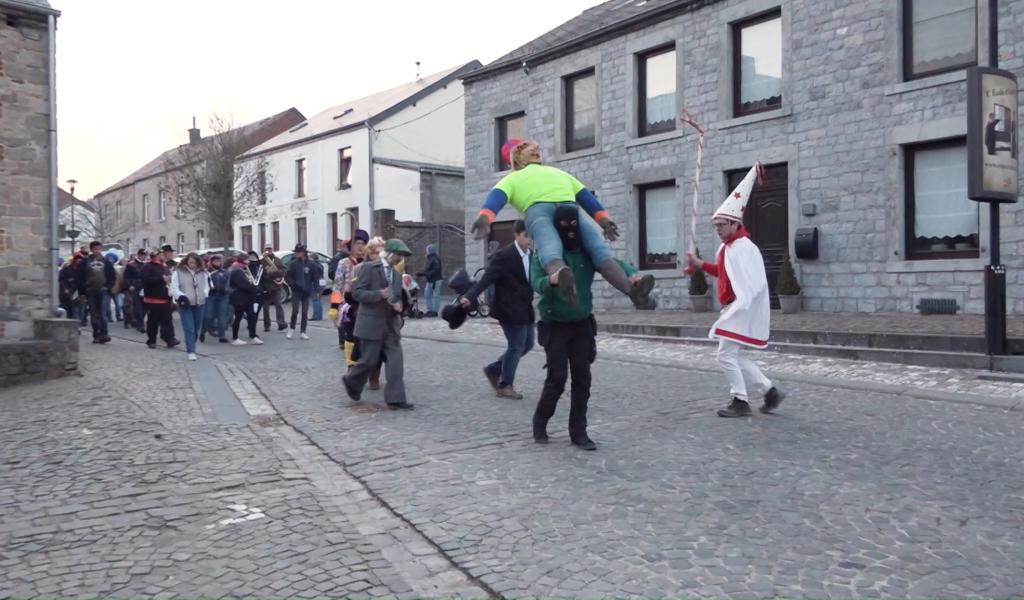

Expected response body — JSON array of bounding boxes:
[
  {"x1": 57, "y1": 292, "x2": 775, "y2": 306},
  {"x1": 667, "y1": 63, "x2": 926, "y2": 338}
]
[
  {"x1": 0, "y1": 0, "x2": 77, "y2": 386},
  {"x1": 462, "y1": 0, "x2": 1024, "y2": 314},
  {"x1": 93, "y1": 108, "x2": 304, "y2": 254}
]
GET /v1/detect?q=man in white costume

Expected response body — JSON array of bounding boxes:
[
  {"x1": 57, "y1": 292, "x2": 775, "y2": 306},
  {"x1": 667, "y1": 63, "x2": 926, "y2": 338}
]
[{"x1": 685, "y1": 163, "x2": 785, "y2": 417}]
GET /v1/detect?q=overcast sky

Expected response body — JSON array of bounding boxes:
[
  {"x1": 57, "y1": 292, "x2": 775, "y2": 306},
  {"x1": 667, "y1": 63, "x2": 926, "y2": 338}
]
[{"x1": 55, "y1": 0, "x2": 602, "y2": 199}]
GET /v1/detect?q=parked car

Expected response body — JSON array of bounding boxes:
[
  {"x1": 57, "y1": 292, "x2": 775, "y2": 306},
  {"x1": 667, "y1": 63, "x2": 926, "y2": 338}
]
[{"x1": 276, "y1": 250, "x2": 332, "y2": 295}]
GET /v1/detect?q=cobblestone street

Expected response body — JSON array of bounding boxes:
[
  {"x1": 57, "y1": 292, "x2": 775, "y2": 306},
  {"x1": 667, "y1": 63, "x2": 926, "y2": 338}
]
[{"x1": 2, "y1": 317, "x2": 1023, "y2": 598}]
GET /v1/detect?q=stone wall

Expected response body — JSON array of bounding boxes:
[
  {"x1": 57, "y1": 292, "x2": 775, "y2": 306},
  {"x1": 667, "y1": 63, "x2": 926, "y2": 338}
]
[
  {"x1": 0, "y1": 9, "x2": 54, "y2": 338},
  {"x1": 0, "y1": 318, "x2": 78, "y2": 387},
  {"x1": 463, "y1": 0, "x2": 1024, "y2": 314}
]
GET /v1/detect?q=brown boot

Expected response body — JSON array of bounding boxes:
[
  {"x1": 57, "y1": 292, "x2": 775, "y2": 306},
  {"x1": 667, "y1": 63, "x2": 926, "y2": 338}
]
[{"x1": 368, "y1": 367, "x2": 381, "y2": 390}]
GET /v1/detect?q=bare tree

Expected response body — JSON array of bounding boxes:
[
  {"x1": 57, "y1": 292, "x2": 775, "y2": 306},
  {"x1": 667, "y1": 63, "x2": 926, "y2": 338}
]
[
  {"x1": 159, "y1": 114, "x2": 275, "y2": 248},
  {"x1": 81, "y1": 198, "x2": 133, "y2": 246}
]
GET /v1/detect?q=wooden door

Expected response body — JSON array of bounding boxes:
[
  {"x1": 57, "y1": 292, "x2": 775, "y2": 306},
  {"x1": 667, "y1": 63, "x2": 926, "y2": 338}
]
[{"x1": 727, "y1": 164, "x2": 788, "y2": 309}]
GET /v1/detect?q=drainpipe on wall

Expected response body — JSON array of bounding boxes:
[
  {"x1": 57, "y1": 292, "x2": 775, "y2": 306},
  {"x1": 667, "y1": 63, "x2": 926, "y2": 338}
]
[
  {"x1": 366, "y1": 123, "x2": 375, "y2": 235},
  {"x1": 46, "y1": 13, "x2": 59, "y2": 316}
]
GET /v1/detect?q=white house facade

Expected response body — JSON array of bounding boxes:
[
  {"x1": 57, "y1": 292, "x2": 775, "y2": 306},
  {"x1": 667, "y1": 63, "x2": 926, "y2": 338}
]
[{"x1": 234, "y1": 61, "x2": 480, "y2": 255}]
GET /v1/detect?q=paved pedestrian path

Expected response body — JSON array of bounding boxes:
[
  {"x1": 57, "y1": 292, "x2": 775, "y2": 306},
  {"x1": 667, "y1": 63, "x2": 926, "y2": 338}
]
[{"x1": 596, "y1": 309, "x2": 1024, "y2": 337}]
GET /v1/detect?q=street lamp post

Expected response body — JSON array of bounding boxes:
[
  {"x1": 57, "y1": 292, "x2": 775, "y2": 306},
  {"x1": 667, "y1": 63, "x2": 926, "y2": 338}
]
[{"x1": 65, "y1": 179, "x2": 80, "y2": 251}]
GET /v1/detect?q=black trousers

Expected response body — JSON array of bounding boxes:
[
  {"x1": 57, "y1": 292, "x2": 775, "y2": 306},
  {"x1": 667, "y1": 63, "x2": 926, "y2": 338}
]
[
  {"x1": 533, "y1": 318, "x2": 596, "y2": 440},
  {"x1": 232, "y1": 304, "x2": 258, "y2": 340},
  {"x1": 145, "y1": 302, "x2": 175, "y2": 345},
  {"x1": 290, "y1": 293, "x2": 309, "y2": 332}
]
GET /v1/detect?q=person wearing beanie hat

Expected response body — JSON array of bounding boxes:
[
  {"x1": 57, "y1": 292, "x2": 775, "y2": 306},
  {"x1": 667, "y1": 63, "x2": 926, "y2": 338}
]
[
  {"x1": 330, "y1": 228, "x2": 369, "y2": 363},
  {"x1": 530, "y1": 204, "x2": 644, "y2": 451},
  {"x1": 342, "y1": 236, "x2": 412, "y2": 409},
  {"x1": 684, "y1": 162, "x2": 784, "y2": 418},
  {"x1": 472, "y1": 138, "x2": 655, "y2": 311}
]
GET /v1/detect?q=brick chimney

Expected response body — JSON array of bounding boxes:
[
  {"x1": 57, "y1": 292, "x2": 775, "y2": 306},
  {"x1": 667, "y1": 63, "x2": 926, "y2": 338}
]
[{"x1": 188, "y1": 117, "x2": 201, "y2": 145}]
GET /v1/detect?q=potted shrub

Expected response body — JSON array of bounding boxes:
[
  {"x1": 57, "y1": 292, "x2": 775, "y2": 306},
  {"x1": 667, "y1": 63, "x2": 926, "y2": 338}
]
[
  {"x1": 775, "y1": 254, "x2": 802, "y2": 314},
  {"x1": 688, "y1": 265, "x2": 712, "y2": 312}
]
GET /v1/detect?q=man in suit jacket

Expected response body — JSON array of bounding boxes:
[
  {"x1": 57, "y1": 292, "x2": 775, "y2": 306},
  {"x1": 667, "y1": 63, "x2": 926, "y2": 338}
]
[
  {"x1": 342, "y1": 238, "x2": 414, "y2": 409},
  {"x1": 462, "y1": 220, "x2": 535, "y2": 399}
]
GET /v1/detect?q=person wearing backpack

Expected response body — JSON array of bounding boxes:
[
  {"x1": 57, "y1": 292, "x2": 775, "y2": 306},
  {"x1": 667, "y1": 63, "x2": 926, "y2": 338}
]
[{"x1": 204, "y1": 254, "x2": 231, "y2": 343}]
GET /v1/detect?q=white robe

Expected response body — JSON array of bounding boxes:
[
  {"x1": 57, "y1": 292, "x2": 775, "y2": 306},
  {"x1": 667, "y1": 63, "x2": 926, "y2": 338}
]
[{"x1": 708, "y1": 236, "x2": 771, "y2": 349}]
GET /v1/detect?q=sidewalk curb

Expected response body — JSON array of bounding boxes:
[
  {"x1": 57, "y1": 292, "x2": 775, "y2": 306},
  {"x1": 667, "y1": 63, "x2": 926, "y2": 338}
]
[{"x1": 404, "y1": 332, "x2": 1022, "y2": 412}]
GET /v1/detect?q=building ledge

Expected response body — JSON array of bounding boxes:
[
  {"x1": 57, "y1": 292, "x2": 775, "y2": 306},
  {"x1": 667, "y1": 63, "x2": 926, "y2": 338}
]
[
  {"x1": 625, "y1": 129, "x2": 685, "y2": 149},
  {"x1": 885, "y1": 258, "x2": 984, "y2": 273},
  {"x1": 884, "y1": 71, "x2": 966, "y2": 96},
  {"x1": 714, "y1": 106, "x2": 793, "y2": 131}
]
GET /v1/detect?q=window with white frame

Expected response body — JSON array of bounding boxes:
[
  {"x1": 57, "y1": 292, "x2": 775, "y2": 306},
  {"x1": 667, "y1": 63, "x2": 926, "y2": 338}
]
[
  {"x1": 176, "y1": 233, "x2": 185, "y2": 253},
  {"x1": 142, "y1": 194, "x2": 150, "y2": 223},
  {"x1": 296, "y1": 158, "x2": 307, "y2": 198},
  {"x1": 159, "y1": 190, "x2": 168, "y2": 221},
  {"x1": 338, "y1": 147, "x2": 353, "y2": 189},
  {"x1": 197, "y1": 229, "x2": 206, "y2": 250}
]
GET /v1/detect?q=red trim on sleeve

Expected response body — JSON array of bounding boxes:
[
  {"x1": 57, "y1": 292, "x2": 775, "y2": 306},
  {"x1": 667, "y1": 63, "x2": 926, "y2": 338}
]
[
  {"x1": 479, "y1": 209, "x2": 496, "y2": 223},
  {"x1": 593, "y1": 210, "x2": 609, "y2": 222}
]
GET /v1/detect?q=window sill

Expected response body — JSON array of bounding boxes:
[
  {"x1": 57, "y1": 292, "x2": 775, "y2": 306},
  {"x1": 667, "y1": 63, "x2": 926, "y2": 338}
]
[
  {"x1": 885, "y1": 257, "x2": 984, "y2": 273},
  {"x1": 625, "y1": 129, "x2": 684, "y2": 149},
  {"x1": 884, "y1": 70, "x2": 966, "y2": 96},
  {"x1": 553, "y1": 146, "x2": 601, "y2": 163},
  {"x1": 714, "y1": 106, "x2": 792, "y2": 131}
]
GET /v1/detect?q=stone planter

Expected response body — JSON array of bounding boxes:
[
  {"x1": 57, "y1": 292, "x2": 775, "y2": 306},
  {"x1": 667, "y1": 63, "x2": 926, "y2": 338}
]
[
  {"x1": 689, "y1": 293, "x2": 713, "y2": 313},
  {"x1": 779, "y1": 294, "x2": 803, "y2": 314}
]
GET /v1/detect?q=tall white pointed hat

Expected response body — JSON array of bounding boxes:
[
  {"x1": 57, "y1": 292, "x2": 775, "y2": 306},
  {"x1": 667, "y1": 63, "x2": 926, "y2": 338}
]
[{"x1": 714, "y1": 162, "x2": 766, "y2": 222}]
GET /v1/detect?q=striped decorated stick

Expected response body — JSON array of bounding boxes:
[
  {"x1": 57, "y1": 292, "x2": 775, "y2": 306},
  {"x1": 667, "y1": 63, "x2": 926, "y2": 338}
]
[{"x1": 679, "y1": 110, "x2": 705, "y2": 274}]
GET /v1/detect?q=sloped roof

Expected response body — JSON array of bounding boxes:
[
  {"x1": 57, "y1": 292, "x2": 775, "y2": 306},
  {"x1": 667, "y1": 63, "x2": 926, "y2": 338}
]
[
  {"x1": 0, "y1": 0, "x2": 60, "y2": 16},
  {"x1": 57, "y1": 187, "x2": 94, "y2": 212},
  {"x1": 96, "y1": 107, "x2": 304, "y2": 197},
  {"x1": 463, "y1": 0, "x2": 721, "y2": 82},
  {"x1": 242, "y1": 61, "x2": 481, "y2": 158}
]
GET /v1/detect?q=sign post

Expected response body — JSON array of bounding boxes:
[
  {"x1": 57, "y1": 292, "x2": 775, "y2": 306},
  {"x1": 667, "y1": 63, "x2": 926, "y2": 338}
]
[{"x1": 966, "y1": 64, "x2": 1019, "y2": 355}]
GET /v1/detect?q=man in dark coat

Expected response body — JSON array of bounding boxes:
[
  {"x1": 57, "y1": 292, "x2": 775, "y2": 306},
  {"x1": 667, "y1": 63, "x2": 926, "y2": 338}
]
[
  {"x1": 462, "y1": 220, "x2": 535, "y2": 399},
  {"x1": 76, "y1": 241, "x2": 116, "y2": 343},
  {"x1": 140, "y1": 249, "x2": 178, "y2": 349}
]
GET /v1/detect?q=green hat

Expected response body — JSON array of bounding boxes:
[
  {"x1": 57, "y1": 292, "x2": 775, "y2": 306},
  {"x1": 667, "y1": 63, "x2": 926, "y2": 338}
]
[{"x1": 385, "y1": 238, "x2": 412, "y2": 256}]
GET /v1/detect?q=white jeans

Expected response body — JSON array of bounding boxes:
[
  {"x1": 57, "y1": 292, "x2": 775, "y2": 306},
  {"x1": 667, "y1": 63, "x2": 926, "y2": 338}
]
[{"x1": 716, "y1": 339, "x2": 772, "y2": 402}]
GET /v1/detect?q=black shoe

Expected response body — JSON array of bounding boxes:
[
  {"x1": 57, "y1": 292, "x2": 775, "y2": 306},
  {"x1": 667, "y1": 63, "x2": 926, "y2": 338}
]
[
  {"x1": 199, "y1": 333, "x2": 206, "y2": 343},
  {"x1": 388, "y1": 402, "x2": 415, "y2": 410},
  {"x1": 147, "y1": 342, "x2": 157, "y2": 349},
  {"x1": 137, "y1": 328, "x2": 146, "y2": 334},
  {"x1": 341, "y1": 374, "x2": 361, "y2": 402},
  {"x1": 629, "y1": 274, "x2": 657, "y2": 310},
  {"x1": 556, "y1": 267, "x2": 579, "y2": 307},
  {"x1": 717, "y1": 397, "x2": 753, "y2": 418},
  {"x1": 219, "y1": 337, "x2": 229, "y2": 344},
  {"x1": 91, "y1": 338, "x2": 101, "y2": 344},
  {"x1": 533, "y1": 418, "x2": 549, "y2": 444},
  {"x1": 277, "y1": 323, "x2": 288, "y2": 331},
  {"x1": 263, "y1": 327, "x2": 271, "y2": 333},
  {"x1": 571, "y1": 435, "x2": 597, "y2": 451},
  {"x1": 166, "y1": 339, "x2": 180, "y2": 349},
  {"x1": 483, "y1": 367, "x2": 500, "y2": 390},
  {"x1": 97, "y1": 335, "x2": 111, "y2": 344},
  {"x1": 760, "y1": 387, "x2": 785, "y2": 414}
]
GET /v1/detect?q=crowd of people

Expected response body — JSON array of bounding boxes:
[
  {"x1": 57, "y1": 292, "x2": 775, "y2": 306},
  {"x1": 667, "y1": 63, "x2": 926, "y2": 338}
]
[
  {"x1": 57, "y1": 242, "x2": 326, "y2": 360},
  {"x1": 59, "y1": 134, "x2": 786, "y2": 448}
]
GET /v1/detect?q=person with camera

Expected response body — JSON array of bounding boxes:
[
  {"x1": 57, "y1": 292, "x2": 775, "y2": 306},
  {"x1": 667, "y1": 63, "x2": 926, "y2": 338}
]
[
  {"x1": 170, "y1": 252, "x2": 211, "y2": 361},
  {"x1": 141, "y1": 249, "x2": 179, "y2": 349},
  {"x1": 228, "y1": 252, "x2": 266, "y2": 346},
  {"x1": 259, "y1": 244, "x2": 288, "y2": 333}
]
